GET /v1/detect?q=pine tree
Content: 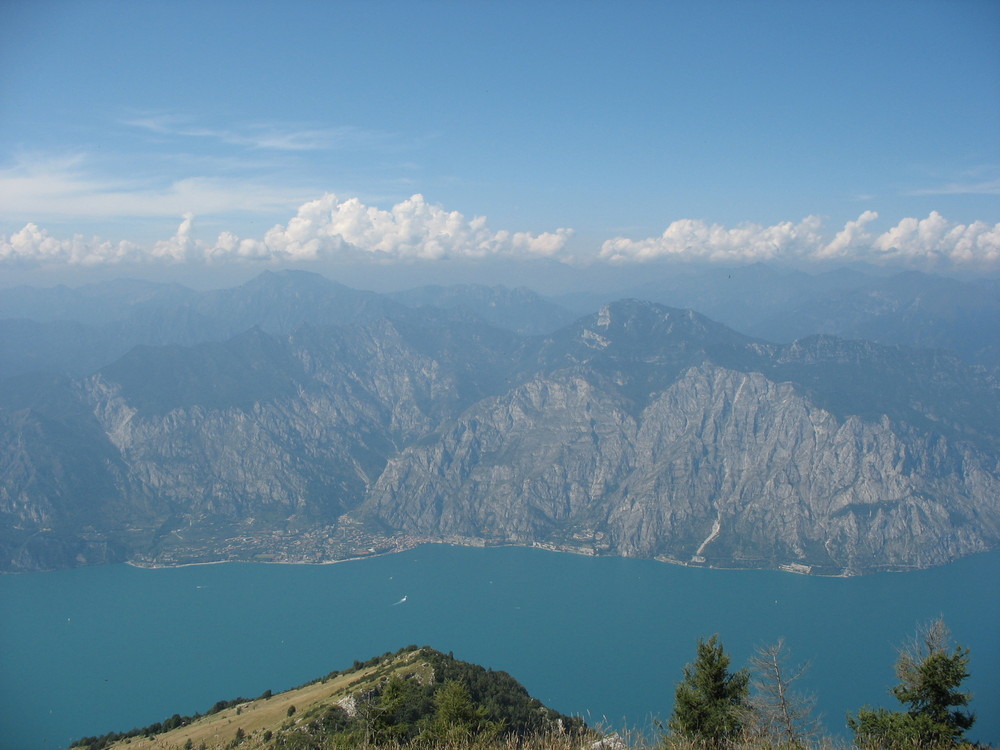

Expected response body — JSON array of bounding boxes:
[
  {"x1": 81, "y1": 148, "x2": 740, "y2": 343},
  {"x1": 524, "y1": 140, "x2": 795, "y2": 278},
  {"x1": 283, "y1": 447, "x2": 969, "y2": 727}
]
[
  {"x1": 667, "y1": 634, "x2": 750, "y2": 747},
  {"x1": 849, "y1": 618, "x2": 975, "y2": 748},
  {"x1": 420, "y1": 679, "x2": 502, "y2": 745},
  {"x1": 369, "y1": 674, "x2": 430, "y2": 744}
]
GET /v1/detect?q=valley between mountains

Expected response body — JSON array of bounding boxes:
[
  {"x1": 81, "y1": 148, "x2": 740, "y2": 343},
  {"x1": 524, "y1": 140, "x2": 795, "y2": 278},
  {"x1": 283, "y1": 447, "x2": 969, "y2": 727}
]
[{"x1": 2, "y1": 270, "x2": 998, "y2": 575}]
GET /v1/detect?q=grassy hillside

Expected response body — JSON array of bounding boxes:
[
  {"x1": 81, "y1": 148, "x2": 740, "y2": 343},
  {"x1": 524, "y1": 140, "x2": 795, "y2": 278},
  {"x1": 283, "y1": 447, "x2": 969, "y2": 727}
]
[{"x1": 71, "y1": 646, "x2": 589, "y2": 750}]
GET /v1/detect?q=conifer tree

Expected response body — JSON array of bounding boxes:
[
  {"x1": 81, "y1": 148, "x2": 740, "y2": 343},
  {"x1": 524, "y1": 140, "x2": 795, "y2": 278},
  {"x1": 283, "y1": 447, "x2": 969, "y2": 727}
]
[
  {"x1": 667, "y1": 634, "x2": 750, "y2": 747},
  {"x1": 849, "y1": 618, "x2": 975, "y2": 749},
  {"x1": 369, "y1": 674, "x2": 430, "y2": 744},
  {"x1": 420, "y1": 679, "x2": 502, "y2": 745}
]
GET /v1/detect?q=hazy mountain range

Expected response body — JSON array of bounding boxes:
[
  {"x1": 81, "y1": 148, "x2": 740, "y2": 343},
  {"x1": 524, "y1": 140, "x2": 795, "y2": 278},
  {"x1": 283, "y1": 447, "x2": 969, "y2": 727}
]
[{"x1": 1, "y1": 268, "x2": 997, "y2": 574}]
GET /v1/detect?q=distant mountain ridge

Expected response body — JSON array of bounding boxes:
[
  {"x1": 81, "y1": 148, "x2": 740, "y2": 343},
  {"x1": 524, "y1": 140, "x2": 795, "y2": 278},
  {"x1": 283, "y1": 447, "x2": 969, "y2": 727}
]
[
  {"x1": 2, "y1": 266, "x2": 997, "y2": 382},
  {"x1": 0, "y1": 271, "x2": 406, "y2": 379},
  {"x1": 1, "y1": 270, "x2": 998, "y2": 574},
  {"x1": 554, "y1": 265, "x2": 1000, "y2": 368}
]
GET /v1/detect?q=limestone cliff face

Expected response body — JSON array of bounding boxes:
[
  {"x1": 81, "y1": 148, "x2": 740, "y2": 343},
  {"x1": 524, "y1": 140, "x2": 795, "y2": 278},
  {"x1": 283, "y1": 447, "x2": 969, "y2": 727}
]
[
  {"x1": 358, "y1": 302, "x2": 1000, "y2": 575},
  {"x1": 1, "y1": 297, "x2": 997, "y2": 574},
  {"x1": 78, "y1": 315, "x2": 520, "y2": 523},
  {"x1": 360, "y1": 362, "x2": 999, "y2": 574}
]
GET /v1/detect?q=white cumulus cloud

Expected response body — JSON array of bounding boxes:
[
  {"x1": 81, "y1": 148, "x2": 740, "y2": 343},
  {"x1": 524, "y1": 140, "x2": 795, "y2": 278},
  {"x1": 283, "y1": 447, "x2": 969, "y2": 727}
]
[
  {"x1": 0, "y1": 223, "x2": 143, "y2": 267},
  {"x1": 208, "y1": 193, "x2": 573, "y2": 263},
  {"x1": 815, "y1": 210, "x2": 879, "y2": 259},
  {"x1": 151, "y1": 213, "x2": 198, "y2": 262},
  {"x1": 871, "y1": 212, "x2": 1000, "y2": 268},
  {"x1": 0, "y1": 194, "x2": 574, "y2": 268},
  {"x1": 599, "y1": 216, "x2": 827, "y2": 263},
  {"x1": 600, "y1": 212, "x2": 1000, "y2": 270},
  {"x1": 3, "y1": 201, "x2": 998, "y2": 271}
]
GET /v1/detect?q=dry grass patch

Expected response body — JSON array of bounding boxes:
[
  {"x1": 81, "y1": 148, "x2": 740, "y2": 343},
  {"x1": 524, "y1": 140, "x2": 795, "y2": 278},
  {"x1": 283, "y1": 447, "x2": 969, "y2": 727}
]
[{"x1": 104, "y1": 664, "x2": 384, "y2": 750}]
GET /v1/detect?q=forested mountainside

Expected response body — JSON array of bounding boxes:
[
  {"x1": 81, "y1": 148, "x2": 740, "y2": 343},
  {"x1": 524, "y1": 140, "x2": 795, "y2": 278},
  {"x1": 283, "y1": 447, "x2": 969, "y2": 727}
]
[{"x1": 1, "y1": 271, "x2": 998, "y2": 574}]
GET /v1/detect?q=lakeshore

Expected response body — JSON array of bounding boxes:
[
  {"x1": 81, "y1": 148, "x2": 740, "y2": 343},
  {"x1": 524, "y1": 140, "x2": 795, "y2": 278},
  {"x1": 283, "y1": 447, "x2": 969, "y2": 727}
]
[{"x1": 122, "y1": 527, "x2": 935, "y2": 578}]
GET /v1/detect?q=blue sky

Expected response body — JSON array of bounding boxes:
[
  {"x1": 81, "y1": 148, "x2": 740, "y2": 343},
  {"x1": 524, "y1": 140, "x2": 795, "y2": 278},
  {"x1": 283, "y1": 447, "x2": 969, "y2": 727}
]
[{"x1": 1, "y1": 0, "x2": 998, "y2": 281}]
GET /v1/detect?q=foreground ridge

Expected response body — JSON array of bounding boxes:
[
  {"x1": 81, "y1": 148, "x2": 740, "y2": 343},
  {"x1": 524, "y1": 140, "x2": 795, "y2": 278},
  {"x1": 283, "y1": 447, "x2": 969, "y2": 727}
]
[
  {"x1": 68, "y1": 621, "x2": 985, "y2": 750},
  {"x1": 70, "y1": 646, "x2": 588, "y2": 750}
]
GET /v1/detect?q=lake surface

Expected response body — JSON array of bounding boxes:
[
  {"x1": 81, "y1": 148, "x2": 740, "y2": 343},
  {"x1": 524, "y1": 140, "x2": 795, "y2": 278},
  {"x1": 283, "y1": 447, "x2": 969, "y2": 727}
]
[{"x1": 1, "y1": 544, "x2": 998, "y2": 749}]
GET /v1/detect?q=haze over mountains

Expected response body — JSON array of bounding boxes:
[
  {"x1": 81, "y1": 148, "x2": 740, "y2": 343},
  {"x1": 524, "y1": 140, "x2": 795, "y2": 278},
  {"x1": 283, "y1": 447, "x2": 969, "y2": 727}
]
[{"x1": 1, "y1": 267, "x2": 997, "y2": 575}]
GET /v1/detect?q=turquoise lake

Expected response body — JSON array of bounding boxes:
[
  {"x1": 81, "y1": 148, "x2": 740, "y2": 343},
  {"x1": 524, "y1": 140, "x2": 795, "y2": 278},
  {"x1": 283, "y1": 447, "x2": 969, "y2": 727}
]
[{"x1": 1, "y1": 544, "x2": 998, "y2": 749}]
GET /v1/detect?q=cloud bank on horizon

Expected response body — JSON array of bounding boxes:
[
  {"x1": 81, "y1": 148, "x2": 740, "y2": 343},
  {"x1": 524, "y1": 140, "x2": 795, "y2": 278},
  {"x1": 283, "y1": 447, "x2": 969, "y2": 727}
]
[
  {"x1": 2, "y1": 195, "x2": 998, "y2": 272},
  {"x1": 599, "y1": 209, "x2": 1000, "y2": 269},
  {"x1": 0, "y1": 194, "x2": 573, "y2": 268}
]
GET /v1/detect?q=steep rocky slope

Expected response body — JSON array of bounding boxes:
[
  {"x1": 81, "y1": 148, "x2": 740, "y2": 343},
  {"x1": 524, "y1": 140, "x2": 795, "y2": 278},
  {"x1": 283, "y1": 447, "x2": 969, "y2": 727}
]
[
  {"x1": 358, "y1": 303, "x2": 999, "y2": 575},
  {"x1": 1, "y1": 282, "x2": 997, "y2": 574}
]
